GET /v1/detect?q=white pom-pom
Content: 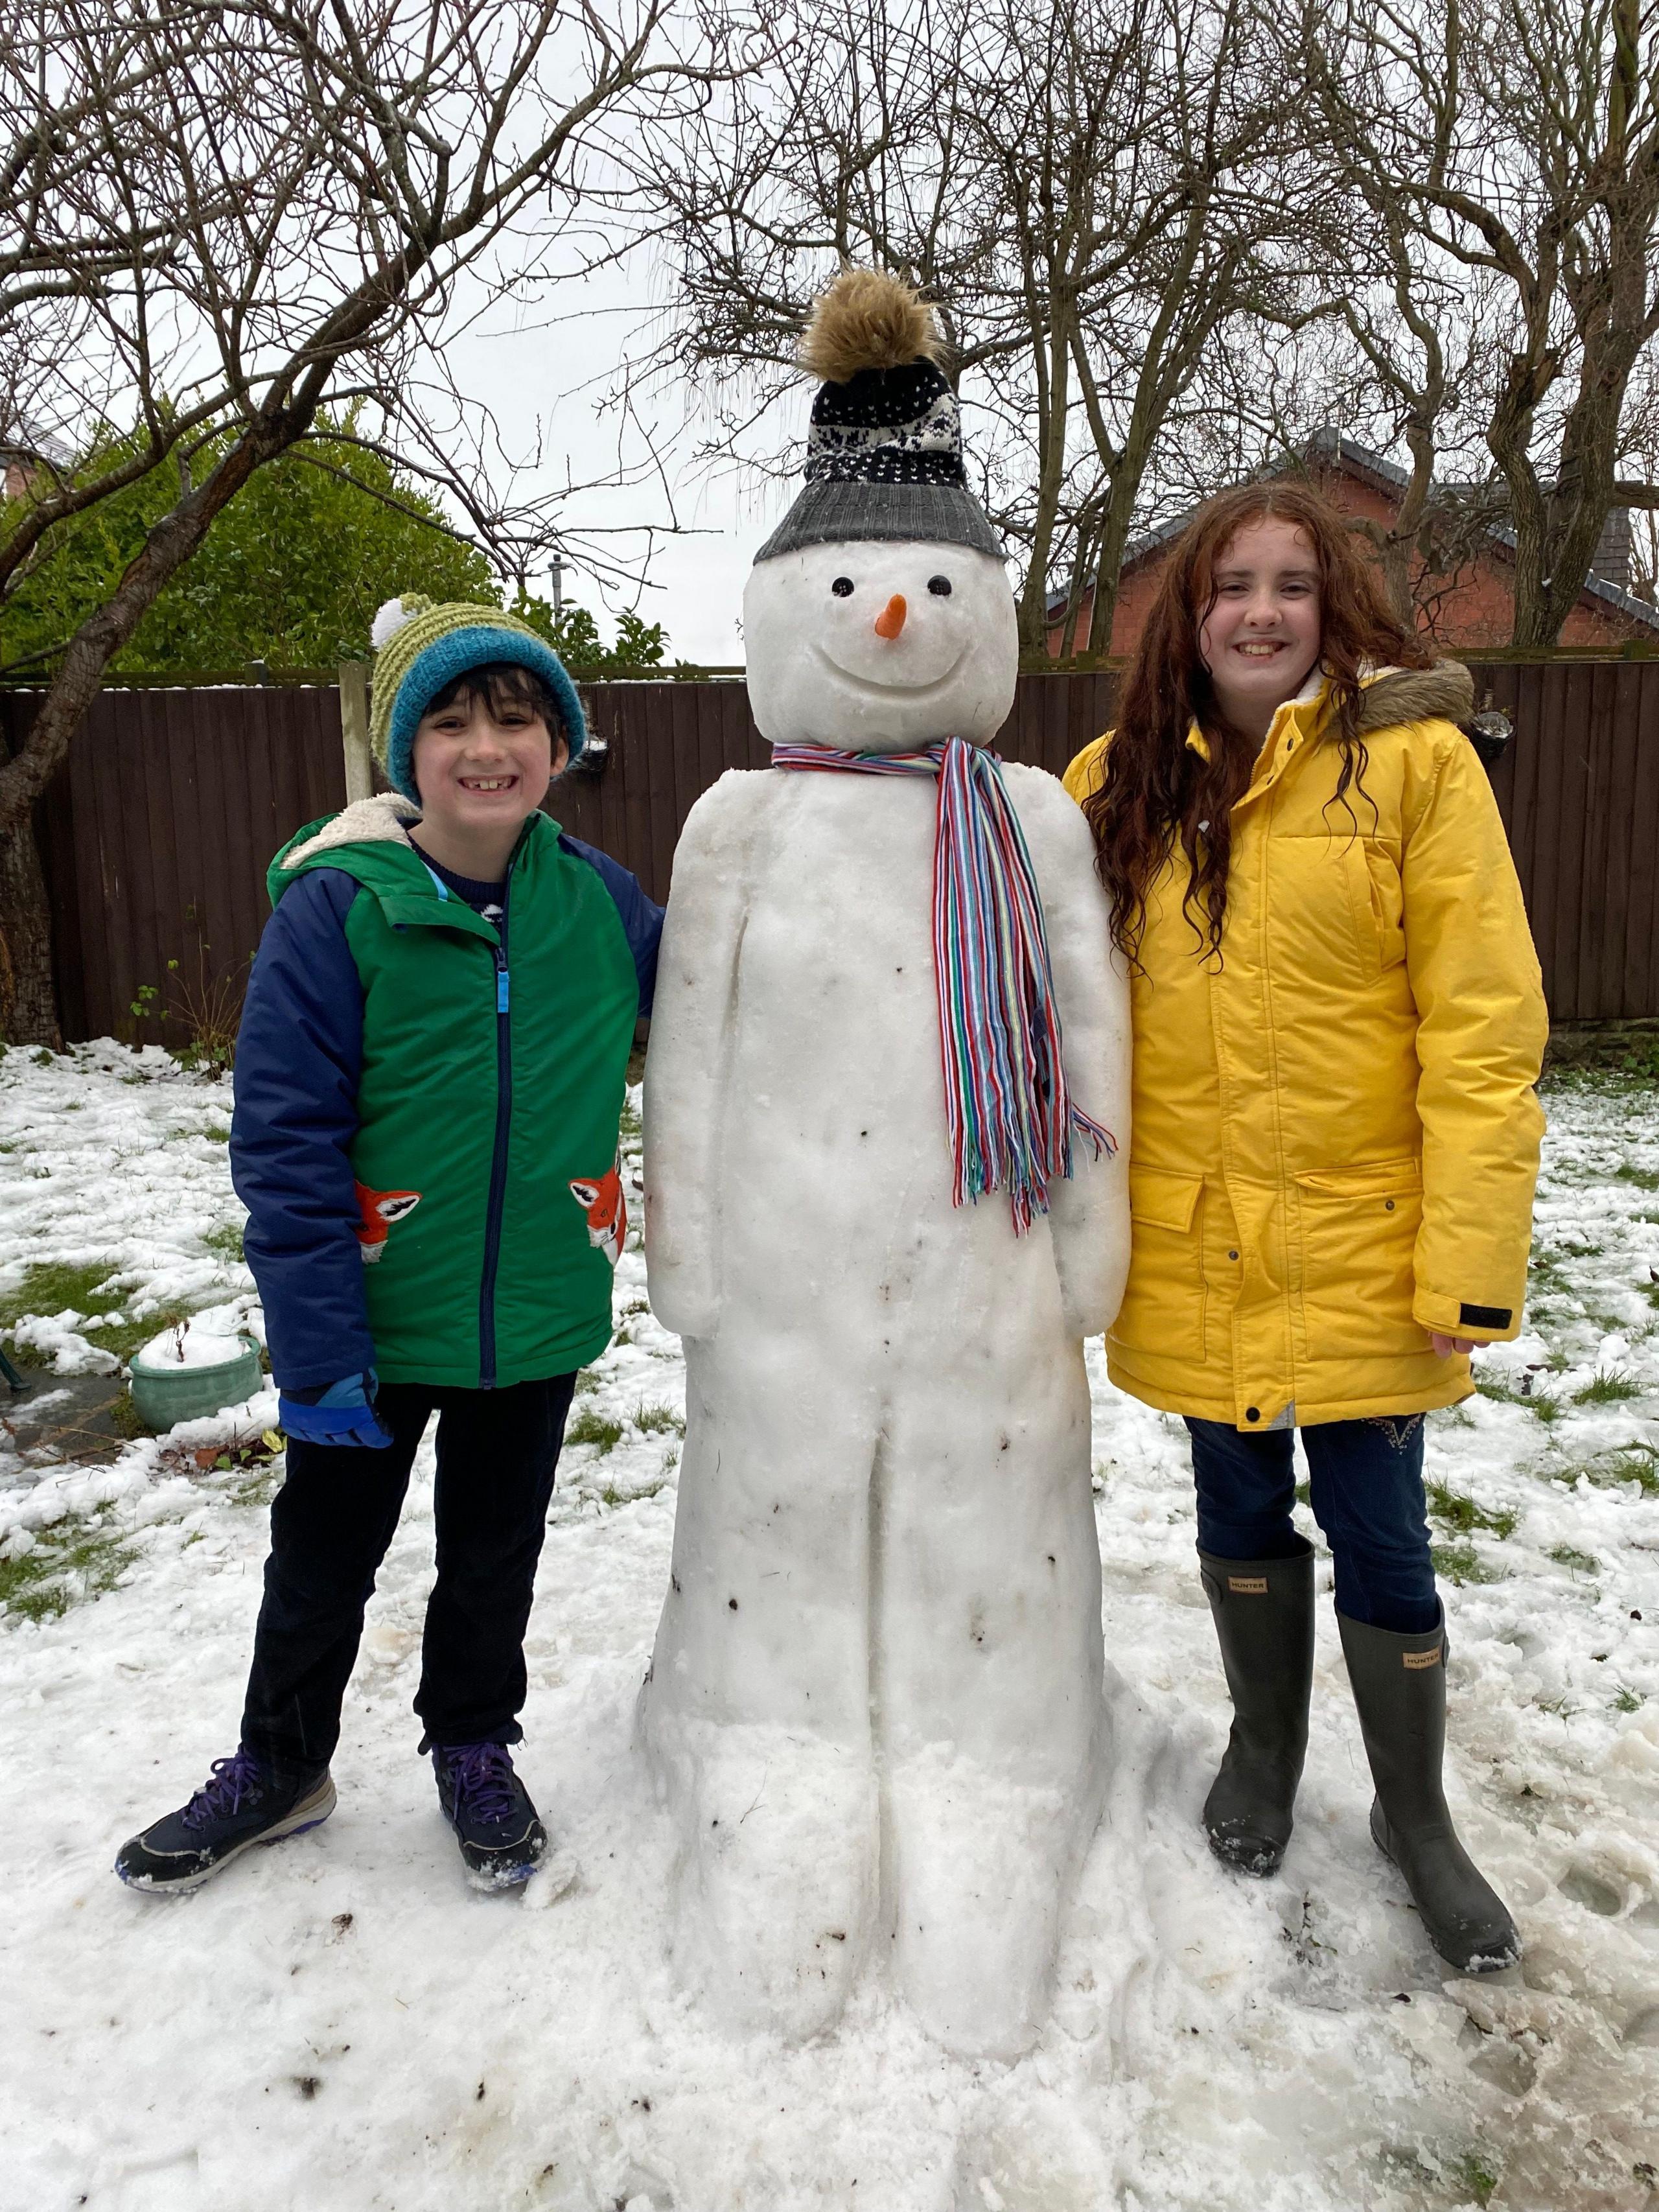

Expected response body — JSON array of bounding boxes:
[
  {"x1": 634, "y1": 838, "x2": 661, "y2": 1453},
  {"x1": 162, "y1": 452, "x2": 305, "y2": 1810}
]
[{"x1": 371, "y1": 596, "x2": 417, "y2": 651}]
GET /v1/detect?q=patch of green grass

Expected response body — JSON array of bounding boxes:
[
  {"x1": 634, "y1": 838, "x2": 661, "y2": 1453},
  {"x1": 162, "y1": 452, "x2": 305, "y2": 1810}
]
[
  {"x1": 1426, "y1": 1481, "x2": 1517, "y2": 1540},
  {"x1": 108, "y1": 1390, "x2": 149, "y2": 1440},
  {"x1": 202, "y1": 1221, "x2": 246, "y2": 1266},
  {"x1": 1451, "y1": 2147, "x2": 1502, "y2": 2209},
  {"x1": 1555, "y1": 1444, "x2": 1659, "y2": 1498},
  {"x1": 84, "y1": 1306, "x2": 189, "y2": 1363},
  {"x1": 574, "y1": 1369, "x2": 601, "y2": 1395},
  {"x1": 632, "y1": 1400, "x2": 684, "y2": 1436},
  {"x1": 618, "y1": 1092, "x2": 642, "y2": 1142},
  {"x1": 1573, "y1": 1367, "x2": 1642, "y2": 1404},
  {"x1": 1529, "y1": 1393, "x2": 1564, "y2": 1425},
  {"x1": 0, "y1": 1521, "x2": 139, "y2": 1624},
  {"x1": 1548, "y1": 1543, "x2": 1600, "y2": 1575},
  {"x1": 1615, "y1": 1687, "x2": 1643, "y2": 1713},
  {"x1": 1473, "y1": 1371, "x2": 1523, "y2": 1404},
  {"x1": 1294, "y1": 1478, "x2": 1311, "y2": 1506},
  {"x1": 1431, "y1": 1541, "x2": 1504, "y2": 1586},
  {"x1": 226, "y1": 1459, "x2": 284, "y2": 1508},
  {"x1": 566, "y1": 1408, "x2": 624, "y2": 1454},
  {"x1": 203, "y1": 1123, "x2": 231, "y2": 1145},
  {"x1": 0, "y1": 1261, "x2": 117, "y2": 1331},
  {"x1": 598, "y1": 1478, "x2": 667, "y2": 1509},
  {"x1": 1614, "y1": 1162, "x2": 1659, "y2": 1191}
]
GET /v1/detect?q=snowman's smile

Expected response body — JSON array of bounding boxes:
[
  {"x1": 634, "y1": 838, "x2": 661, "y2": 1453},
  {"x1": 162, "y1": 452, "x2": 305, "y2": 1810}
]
[{"x1": 811, "y1": 641, "x2": 968, "y2": 699}]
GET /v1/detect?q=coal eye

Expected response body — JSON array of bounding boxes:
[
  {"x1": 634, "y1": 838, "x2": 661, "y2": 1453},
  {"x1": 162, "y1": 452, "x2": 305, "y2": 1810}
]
[
  {"x1": 831, "y1": 576, "x2": 854, "y2": 597},
  {"x1": 927, "y1": 576, "x2": 952, "y2": 596}
]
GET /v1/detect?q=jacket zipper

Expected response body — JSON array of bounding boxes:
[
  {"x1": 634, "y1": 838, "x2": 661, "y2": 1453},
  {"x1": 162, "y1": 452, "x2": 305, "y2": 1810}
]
[{"x1": 478, "y1": 889, "x2": 512, "y2": 1388}]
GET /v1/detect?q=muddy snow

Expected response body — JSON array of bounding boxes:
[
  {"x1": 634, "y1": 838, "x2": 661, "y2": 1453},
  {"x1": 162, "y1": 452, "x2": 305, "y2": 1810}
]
[{"x1": 1, "y1": 1041, "x2": 1655, "y2": 2211}]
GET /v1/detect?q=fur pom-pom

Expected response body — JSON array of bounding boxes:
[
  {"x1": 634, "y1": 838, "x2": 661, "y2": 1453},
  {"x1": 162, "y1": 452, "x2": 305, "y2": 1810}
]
[
  {"x1": 798, "y1": 268, "x2": 944, "y2": 384},
  {"x1": 371, "y1": 594, "x2": 432, "y2": 651}
]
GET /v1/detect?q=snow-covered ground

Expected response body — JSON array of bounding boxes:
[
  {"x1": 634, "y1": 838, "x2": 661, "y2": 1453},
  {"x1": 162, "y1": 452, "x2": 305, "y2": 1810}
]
[{"x1": 1, "y1": 1041, "x2": 1656, "y2": 2212}]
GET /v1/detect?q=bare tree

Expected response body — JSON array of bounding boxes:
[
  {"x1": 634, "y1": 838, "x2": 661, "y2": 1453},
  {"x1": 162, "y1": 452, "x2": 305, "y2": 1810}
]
[
  {"x1": 1303, "y1": 0, "x2": 1659, "y2": 646},
  {"x1": 0, "y1": 0, "x2": 736, "y2": 1044},
  {"x1": 634, "y1": 0, "x2": 1335, "y2": 655}
]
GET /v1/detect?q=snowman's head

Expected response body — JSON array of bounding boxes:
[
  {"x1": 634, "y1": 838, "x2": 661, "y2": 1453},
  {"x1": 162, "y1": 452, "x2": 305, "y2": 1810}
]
[{"x1": 744, "y1": 539, "x2": 1017, "y2": 752}]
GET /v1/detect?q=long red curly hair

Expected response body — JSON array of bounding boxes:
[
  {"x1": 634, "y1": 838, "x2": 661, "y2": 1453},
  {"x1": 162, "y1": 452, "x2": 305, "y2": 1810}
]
[{"x1": 1080, "y1": 482, "x2": 1431, "y2": 968}]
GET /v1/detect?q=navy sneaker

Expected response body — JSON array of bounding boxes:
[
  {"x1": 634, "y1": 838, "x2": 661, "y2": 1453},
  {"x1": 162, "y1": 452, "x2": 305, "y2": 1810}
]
[
  {"x1": 433, "y1": 1742, "x2": 547, "y2": 1890},
  {"x1": 115, "y1": 1749, "x2": 335, "y2": 1895}
]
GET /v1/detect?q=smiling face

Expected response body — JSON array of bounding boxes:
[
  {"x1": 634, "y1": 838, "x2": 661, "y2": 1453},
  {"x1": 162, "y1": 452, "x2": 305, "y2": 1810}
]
[
  {"x1": 743, "y1": 541, "x2": 1017, "y2": 750},
  {"x1": 408, "y1": 668, "x2": 568, "y2": 878},
  {"x1": 1196, "y1": 517, "x2": 1324, "y2": 737}
]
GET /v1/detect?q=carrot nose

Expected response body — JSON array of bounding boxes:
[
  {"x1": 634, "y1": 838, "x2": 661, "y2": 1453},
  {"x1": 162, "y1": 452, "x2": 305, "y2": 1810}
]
[{"x1": 874, "y1": 594, "x2": 907, "y2": 640}]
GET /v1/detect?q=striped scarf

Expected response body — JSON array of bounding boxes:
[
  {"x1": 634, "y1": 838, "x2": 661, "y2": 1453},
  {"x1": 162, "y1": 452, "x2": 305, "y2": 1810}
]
[{"x1": 771, "y1": 737, "x2": 1115, "y2": 1233}]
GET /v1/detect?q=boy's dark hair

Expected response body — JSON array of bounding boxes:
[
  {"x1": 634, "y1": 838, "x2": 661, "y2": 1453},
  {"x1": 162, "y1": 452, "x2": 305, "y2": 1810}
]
[{"x1": 424, "y1": 661, "x2": 568, "y2": 749}]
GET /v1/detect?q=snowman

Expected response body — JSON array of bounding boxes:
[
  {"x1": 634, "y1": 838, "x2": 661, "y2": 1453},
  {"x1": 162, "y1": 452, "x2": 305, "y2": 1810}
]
[{"x1": 640, "y1": 271, "x2": 1131, "y2": 2060}]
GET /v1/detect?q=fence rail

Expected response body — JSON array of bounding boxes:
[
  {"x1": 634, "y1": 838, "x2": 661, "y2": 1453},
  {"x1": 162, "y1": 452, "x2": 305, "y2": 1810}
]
[{"x1": 11, "y1": 660, "x2": 1658, "y2": 1043}]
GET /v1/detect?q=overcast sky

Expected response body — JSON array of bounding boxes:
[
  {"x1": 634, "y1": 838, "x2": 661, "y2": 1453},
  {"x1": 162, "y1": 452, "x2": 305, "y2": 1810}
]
[{"x1": 445, "y1": 255, "x2": 809, "y2": 668}]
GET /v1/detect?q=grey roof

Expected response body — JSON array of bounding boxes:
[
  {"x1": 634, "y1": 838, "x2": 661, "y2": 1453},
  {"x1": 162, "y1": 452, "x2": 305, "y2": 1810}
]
[
  {"x1": 1049, "y1": 430, "x2": 1659, "y2": 634},
  {"x1": 0, "y1": 415, "x2": 74, "y2": 469}
]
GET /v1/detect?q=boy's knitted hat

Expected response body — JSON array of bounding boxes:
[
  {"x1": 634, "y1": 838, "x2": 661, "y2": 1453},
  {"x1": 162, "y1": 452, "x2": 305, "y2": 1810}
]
[
  {"x1": 753, "y1": 268, "x2": 1003, "y2": 565},
  {"x1": 369, "y1": 595, "x2": 587, "y2": 802}
]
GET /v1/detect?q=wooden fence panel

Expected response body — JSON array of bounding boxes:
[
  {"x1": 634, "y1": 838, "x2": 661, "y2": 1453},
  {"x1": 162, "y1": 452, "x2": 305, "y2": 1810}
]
[
  {"x1": 28, "y1": 685, "x2": 345, "y2": 1043},
  {"x1": 14, "y1": 661, "x2": 1659, "y2": 1041}
]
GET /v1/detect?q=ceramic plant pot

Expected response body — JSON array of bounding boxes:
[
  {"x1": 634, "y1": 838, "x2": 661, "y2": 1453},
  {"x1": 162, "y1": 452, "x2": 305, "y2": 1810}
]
[{"x1": 128, "y1": 1333, "x2": 263, "y2": 1433}]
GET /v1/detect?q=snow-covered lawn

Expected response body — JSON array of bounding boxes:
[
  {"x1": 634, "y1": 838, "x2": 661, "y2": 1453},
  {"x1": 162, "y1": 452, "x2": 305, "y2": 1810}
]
[{"x1": 1, "y1": 1041, "x2": 1656, "y2": 2212}]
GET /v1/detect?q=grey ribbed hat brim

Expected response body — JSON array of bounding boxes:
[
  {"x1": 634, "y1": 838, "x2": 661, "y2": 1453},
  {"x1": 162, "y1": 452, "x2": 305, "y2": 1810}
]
[{"x1": 753, "y1": 480, "x2": 1004, "y2": 564}]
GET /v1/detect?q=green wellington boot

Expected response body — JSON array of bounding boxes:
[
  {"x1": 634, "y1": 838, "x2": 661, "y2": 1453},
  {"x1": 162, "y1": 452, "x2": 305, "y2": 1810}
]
[
  {"x1": 1338, "y1": 1607, "x2": 1520, "y2": 1973},
  {"x1": 1197, "y1": 1539, "x2": 1315, "y2": 1876}
]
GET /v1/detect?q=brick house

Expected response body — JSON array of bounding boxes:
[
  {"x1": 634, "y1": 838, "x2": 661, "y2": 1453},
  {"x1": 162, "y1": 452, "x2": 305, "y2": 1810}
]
[
  {"x1": 1047, "y1": 432, "x2": 1659, "y2": 658},
  {"x1": 1, "y1": 419, "x2": 73, "y2": 502}
]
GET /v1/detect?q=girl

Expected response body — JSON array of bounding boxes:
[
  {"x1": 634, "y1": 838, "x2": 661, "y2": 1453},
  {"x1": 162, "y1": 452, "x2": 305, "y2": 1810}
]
[{"x1": 1064, "y1": 483, "x2": 1546, "y2": 1974}]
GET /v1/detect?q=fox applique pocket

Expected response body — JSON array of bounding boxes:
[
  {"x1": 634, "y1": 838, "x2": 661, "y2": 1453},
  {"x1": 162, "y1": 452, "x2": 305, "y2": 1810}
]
[
  {"x1": 570, "y1": 1159, "x2": 627, "y2": 1268},
  {"x1": 354, "y1": 1181, "x2": 422, "y2": 1264}
]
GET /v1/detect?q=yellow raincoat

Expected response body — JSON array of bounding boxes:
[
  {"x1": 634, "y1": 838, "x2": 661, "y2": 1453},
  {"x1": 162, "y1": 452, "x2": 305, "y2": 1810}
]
[{"x1": 1063, "y1": 663, "x2": 1547, "y2": 1430}]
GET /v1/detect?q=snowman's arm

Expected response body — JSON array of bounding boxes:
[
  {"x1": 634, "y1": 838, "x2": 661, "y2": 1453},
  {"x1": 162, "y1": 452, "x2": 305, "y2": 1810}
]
[
  {"x1": 642, "y1": 773, "x2": 759, "y2": 1341},
  {"x1": 1008, "y1": 765, "x2": 1132, "y2": 1340}
]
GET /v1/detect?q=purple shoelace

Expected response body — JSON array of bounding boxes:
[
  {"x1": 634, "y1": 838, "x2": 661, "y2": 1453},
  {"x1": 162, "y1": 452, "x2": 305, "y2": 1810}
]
[
  {"x1": 181, "y1": 1749, "x2": 266, "y2": 1830},
  {"x1": 443, "y1": 1742, "x2": 521, "y2": 1825}
]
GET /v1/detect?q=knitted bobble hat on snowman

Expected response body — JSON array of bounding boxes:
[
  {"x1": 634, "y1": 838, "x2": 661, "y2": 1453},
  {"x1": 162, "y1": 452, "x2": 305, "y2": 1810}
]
[
  {"x1": 753, "y1": 268, "x2": 1003, "y2": 564},
  {"x1": 368, "y1": 593, "x2": 587, "y2": 804}
]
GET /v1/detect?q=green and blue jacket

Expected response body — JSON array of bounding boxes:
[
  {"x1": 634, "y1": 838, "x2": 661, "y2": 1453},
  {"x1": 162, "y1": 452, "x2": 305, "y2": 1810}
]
[{"x1": 229, "y1": 795, "x2": 660, "y2": 1391}]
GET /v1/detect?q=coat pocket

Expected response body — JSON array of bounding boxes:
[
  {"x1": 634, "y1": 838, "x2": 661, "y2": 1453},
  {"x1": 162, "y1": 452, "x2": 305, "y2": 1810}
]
[
  {"x1": 1295, "y1": 1158, "x2": 1425, "y2": 1358},
  {"x1": 1111, "y1": 1165, "x2": 1207, "y2": 1360},
  {"x1": 1339, "y1": 843, "x2": 1384, "y2": 985}
]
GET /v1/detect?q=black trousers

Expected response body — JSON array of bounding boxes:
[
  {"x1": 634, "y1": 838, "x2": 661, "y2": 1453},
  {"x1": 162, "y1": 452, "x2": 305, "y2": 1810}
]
[{"x1": 240, "y1": 1375, "x2": 576, "y2": 1772}]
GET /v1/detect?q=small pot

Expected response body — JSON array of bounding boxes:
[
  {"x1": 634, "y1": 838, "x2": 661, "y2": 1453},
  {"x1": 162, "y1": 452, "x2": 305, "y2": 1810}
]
[{"x1": 128, "y1": 1332, "x2": 263, "y2": 1433}]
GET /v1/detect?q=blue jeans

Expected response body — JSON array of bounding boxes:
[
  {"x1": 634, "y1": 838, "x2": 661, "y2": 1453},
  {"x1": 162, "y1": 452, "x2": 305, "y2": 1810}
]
[{"x1": 1185, "y1": 1415, "x2": 1438, "y2": 1634}]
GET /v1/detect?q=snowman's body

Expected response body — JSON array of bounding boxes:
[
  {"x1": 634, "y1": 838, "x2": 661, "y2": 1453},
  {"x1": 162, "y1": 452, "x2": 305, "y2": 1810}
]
[{"x1": 641, "y1": 540, "x2": 1130, "y2": 2058}]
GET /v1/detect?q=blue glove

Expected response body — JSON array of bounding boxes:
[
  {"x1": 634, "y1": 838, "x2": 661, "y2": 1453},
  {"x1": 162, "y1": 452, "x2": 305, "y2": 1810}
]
[{"x1": 277, "y1": 1371, "x2": 393, "y2": 1450}]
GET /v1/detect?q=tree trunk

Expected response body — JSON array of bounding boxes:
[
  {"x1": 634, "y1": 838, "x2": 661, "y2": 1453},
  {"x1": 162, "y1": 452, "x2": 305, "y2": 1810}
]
[{"x1": 0, "y1": 811, "x2": 62, "y2": 1048}]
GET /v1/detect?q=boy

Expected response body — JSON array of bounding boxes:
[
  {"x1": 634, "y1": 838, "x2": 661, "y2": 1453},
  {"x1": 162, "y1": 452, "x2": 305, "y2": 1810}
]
[{"x1": 116, "y1": 593, "x2": 661, "y2": 1893}]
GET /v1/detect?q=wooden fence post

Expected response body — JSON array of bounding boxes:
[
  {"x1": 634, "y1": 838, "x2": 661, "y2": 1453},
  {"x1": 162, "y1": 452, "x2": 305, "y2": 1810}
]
[{"x1": 338, "y1": 660, "x2": 373, "y2": 804}]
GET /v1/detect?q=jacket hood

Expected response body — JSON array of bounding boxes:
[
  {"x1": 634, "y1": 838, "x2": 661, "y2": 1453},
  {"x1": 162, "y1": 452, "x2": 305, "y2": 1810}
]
[
  {"x1": 1354, "y1": 660, "x2": 1474, "y2": 736},
  {"x1": 278, "y1": 793, "x2": 423, "y2": 872}
]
